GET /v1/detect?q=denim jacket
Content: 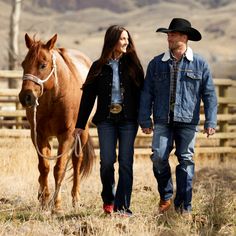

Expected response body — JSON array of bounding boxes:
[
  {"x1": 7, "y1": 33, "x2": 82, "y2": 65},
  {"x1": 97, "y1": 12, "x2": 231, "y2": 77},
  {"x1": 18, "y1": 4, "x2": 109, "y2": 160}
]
[{"x1": 138, "y1": 47, "x2": 217, "y2": 129}]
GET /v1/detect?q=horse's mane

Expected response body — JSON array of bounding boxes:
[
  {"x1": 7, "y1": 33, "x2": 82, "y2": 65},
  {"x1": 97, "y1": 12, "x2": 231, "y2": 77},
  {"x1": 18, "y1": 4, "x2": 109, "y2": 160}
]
[{"x1": 57, "y1": 48, "x2": 80, "y2": 79}]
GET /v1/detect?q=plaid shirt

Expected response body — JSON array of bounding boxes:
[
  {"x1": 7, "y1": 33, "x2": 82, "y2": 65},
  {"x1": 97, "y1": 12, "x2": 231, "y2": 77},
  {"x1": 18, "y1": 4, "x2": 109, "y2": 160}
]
[{"x1": 170, "y1": 53, "x2": 184, "y2": 111}]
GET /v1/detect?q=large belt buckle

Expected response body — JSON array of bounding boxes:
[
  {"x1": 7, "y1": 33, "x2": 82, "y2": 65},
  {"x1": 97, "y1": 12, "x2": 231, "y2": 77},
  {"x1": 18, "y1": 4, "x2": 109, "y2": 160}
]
[{"x1": 110, "y1": 103, "x2": 122, "y2": 114}]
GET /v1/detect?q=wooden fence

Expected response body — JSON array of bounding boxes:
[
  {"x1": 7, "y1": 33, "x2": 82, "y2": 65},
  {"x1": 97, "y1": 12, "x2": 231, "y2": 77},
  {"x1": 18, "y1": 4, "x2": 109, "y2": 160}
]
[{"x1": 0, "y1": 70, "x2": 236, "y2": 158}]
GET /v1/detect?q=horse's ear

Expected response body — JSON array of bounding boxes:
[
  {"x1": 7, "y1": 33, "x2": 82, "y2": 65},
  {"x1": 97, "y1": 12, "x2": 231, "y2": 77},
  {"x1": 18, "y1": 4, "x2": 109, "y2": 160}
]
[
  {"x1": 25, "y1": 33, "x2": 33, "y2": 49},
  {"x1": 46, "y1": 34, "x2": 57, "y2": 50}
]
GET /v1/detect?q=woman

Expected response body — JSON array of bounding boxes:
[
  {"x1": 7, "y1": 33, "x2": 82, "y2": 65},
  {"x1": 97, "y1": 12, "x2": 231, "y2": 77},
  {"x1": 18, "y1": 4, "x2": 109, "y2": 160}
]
[{"x1": 73, "y1": 25, "x2": 144, "y2": 216}]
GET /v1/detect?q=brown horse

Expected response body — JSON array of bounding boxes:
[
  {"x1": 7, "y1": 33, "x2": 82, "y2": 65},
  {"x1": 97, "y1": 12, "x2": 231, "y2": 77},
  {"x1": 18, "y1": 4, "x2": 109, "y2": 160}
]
[{"x1": 19, "y1": 34, "x2": 96, "y2": 213}]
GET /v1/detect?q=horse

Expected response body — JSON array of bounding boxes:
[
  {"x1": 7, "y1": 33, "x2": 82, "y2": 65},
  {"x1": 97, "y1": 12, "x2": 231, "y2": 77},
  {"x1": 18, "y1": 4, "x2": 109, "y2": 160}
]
[{"x1": 18, "y1": 33, "x2": 96, "y2": 213}]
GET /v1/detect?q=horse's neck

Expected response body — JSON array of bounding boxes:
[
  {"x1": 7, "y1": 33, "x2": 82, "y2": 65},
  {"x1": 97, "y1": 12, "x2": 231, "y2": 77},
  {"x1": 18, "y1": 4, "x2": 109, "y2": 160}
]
[
  {"x1": 53, "y1": 55, "x2": 71, "y2": 96},
  {"x1": 51, "y1": 50, "x2": 83, "y2": 99}
]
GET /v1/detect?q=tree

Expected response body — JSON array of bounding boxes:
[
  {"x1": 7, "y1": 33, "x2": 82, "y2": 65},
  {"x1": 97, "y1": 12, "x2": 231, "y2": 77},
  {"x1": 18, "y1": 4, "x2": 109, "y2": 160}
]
[{"x1": 9, "y1": 0, "x2": 22, "y2": 88}]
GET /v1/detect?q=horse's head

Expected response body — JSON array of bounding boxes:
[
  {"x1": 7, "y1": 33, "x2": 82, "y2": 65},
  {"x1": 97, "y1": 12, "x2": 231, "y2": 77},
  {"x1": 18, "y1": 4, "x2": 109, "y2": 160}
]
[{"x1": 19, "y1": 33, "x2": 58, "y2": 107}]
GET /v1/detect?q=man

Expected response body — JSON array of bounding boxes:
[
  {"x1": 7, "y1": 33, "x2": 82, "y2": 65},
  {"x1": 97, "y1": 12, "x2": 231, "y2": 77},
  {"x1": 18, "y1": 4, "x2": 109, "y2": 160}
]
[{"x1": 138, "y1": 18, "x2": 217, "y2": 218}]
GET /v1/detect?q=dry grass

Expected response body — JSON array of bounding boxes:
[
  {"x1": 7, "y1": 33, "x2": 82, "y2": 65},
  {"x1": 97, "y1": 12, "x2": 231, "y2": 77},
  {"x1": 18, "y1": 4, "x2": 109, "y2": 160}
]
[{"x1": 0, "y1": 137, "x2": 235, "y2": 235}]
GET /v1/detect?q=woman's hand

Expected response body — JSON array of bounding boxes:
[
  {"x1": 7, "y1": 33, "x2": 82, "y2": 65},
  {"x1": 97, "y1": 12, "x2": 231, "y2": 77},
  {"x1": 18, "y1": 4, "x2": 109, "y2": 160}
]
[
  {"x1": 141, "y1": 127, "x2": 153, "y2": 134},
  {"x1": 73, "y1": 128, "x2": 84, "y2": 138}
]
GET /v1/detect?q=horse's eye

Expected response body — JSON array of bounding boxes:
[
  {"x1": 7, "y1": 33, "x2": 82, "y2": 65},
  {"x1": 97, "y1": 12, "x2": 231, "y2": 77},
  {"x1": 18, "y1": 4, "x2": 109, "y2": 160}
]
[{"x1": 39, "y1": 63, "x2": 46, "y2": 70}]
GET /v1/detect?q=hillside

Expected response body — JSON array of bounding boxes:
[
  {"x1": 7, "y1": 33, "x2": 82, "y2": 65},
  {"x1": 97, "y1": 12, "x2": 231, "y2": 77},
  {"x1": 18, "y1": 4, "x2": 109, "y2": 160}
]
[
  {"x1": 0, "y1": 0, "x2": 235, "y2": 78},
  {"x1": 20, "y1": 0, "x2": 236, "y2": 12}
]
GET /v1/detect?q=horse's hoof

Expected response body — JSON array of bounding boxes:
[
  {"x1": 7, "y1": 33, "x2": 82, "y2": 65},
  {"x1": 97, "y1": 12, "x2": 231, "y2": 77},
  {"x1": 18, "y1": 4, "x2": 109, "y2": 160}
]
[
  {"x1": 72, "y1": 195, "x2": 80, "y2": 208},
  {"x1": 72, "y1": 200, "x2": 78, "y2": 208},
  {"x1": 52, "y1": 208, "x2": 64, "y2": 216},
  {"x1": 40, "y1": 209, "x2": 51, "y2": 217},
  {"x1": 40, "y1": 203, "x2": 49, "y2": 211}
]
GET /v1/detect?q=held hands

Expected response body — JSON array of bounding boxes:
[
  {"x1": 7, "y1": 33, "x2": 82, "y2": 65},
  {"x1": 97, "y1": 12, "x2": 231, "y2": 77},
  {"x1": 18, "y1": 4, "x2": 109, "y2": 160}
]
[
  {"x1": 72, "y1": 128, "x2": 84, "y2": 138},
  {"x1": 141, "y1": 127, "x2": 153, "y2": 134},
  {"x1": 203, "y1": 127, "x2": 216, "y2": 138}
]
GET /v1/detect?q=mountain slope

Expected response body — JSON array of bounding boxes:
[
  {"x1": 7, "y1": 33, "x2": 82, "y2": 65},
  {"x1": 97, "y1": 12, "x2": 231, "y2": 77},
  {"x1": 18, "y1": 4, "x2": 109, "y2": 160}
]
[{"x1": 0, "y1": 0, "x2": 235, "y2": 78}]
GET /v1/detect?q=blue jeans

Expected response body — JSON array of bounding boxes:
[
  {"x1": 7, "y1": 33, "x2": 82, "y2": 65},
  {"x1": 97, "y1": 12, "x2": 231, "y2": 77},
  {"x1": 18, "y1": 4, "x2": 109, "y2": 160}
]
[
  {"x1": 97, "y1": 119, "x2": 138, "y2": 210},
  {"x1": 151, "y1": 123, "x2": 197, "y2": 212}
]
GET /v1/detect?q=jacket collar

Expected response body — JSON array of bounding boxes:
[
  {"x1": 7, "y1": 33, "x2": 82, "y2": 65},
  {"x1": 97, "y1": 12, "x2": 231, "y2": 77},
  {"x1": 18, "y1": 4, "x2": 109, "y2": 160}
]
[{"x1": 161, "y1": 46, "x2": 193, "y2": 62}]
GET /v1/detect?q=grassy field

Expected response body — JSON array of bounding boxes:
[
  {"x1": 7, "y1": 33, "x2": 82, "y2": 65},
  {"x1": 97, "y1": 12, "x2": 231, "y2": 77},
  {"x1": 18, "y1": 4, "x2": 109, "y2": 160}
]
[{"x1": 0, "y1": 137, "x2": 236, "y2": 236}]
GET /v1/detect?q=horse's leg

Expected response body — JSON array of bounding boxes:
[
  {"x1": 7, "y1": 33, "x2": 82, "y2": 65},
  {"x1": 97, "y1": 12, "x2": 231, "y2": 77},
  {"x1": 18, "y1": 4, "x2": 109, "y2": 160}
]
[
  {"x1": 71, "y1": 152, "x2": 83, "y2": 208},
  {"x1": 53, "y1": 137, "x2": 73, "y2": 211},
  {"x1": 71, "y1": 128, "x2": 88, "y2": 207},
  {"x1": 37, "y1": 144, "x2": 51, "y2": 209}
]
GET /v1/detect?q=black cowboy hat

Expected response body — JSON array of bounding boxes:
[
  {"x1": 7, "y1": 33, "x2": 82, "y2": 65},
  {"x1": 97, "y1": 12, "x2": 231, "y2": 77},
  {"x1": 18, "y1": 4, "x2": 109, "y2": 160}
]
[{"x1": 156, "y1": 18, "x2": 202, "y2": 41}]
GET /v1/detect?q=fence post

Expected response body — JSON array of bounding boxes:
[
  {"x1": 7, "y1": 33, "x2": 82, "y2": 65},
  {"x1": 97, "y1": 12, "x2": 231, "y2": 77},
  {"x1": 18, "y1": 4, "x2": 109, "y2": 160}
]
[
  {"x1": 218, "y1": 84, "x2": 229, "y2": 161},
  {"x1": 16, "y1": 100, "x2": 22, "y2": 129}
]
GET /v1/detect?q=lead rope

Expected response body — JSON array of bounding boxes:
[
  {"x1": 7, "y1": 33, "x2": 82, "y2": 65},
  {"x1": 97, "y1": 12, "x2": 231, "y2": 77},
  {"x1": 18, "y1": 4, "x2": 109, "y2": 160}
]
[
  {"x1": 33, "y1": 101, "x2": 84, "y2": 209},
  {"x1": 49, "y1": 132, "x2": 83, "y2": 209},
  {"x1": 33, "y1": 101, "x2": 82, "y2": 160},
  {"x1": 26, "y1": 52, "x2": 83, "y2": 209}
]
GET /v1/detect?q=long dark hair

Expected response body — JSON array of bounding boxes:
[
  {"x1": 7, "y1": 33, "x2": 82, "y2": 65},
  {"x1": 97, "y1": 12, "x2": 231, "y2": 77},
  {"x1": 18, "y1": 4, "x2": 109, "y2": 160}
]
[{"x1": 84, "y1": 25, "x2": 144, "y2": 87}]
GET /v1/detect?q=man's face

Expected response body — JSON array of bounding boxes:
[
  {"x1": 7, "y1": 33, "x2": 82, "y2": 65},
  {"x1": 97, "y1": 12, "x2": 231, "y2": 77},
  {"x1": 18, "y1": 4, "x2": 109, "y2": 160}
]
[{"x1": 167, "y1": 32, "x2": 187, "y2": 50}]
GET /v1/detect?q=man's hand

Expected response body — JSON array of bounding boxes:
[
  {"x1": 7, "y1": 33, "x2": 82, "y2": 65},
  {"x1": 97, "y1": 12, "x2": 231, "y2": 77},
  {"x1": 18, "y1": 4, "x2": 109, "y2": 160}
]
[
  {"x1": 141, "y1": 127, "x2": 153, "y2": 134},
  {"x1": 203, "y1": 127, "x2": 216, "y2": 138},
  {"x1": 72, "y1": 128, "x2": 84, "y2": 138}
]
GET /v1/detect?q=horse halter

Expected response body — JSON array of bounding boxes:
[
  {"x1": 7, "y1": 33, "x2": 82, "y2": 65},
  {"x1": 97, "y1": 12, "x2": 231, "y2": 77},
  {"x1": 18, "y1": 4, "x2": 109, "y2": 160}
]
[{"x1": 22, "y1": 53, "x2": 57, "y2": 97}]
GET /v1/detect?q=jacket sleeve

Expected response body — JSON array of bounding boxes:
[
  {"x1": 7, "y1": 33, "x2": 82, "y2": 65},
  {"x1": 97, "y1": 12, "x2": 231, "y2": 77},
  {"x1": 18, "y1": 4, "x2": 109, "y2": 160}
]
[
  {"x1": 75, "y1": 64, "x2": 97, "y2": 129},
  {"x1": 138, "y1": 60, "x2": 155, "y2": 128},
  {"x1": 201, "y1": 60, "x2": 218, "y2": 129}
]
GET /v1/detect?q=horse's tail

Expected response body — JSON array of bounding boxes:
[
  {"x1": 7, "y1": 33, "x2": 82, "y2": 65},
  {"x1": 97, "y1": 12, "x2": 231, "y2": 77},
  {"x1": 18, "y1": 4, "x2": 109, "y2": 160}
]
[{"x1": 80, "y1": 134, "x2": 96, "y2": 179}]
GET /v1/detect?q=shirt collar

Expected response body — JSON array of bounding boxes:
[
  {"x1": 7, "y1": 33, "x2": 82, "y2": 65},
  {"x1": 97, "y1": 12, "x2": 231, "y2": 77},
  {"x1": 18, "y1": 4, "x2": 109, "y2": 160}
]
[
  {"x1": 161, "y1": 46, "x2": 193, "y2": 62},
  {"x1": 108, "y1": 58, "x2": 119, "y2": 65}
]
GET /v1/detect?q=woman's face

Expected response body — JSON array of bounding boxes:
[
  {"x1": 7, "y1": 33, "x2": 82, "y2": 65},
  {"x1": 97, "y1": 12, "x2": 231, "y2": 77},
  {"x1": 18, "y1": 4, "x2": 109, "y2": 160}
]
[{"x1": 113, "y1": 30, "x2": 129, "y2": 57}]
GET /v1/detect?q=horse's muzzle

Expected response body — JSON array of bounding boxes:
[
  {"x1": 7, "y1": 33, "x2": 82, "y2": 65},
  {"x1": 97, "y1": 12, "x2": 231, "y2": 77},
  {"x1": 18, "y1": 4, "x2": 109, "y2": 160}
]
[{"x1": 19, "y1": 89, "x2": 37, "y2": 107}]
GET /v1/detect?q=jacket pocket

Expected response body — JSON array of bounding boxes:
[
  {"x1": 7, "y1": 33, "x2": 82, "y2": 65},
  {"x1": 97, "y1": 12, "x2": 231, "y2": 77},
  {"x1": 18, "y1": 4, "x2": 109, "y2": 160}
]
[
  {"x1": 186, "y1": 72, "x2": 201, "y2": 80},
  {"x1": 185, "y1": 72, "x2": 202, "y2": 93},
  {"x1": 153, "y1": 72, "x2": 169, "y2": 93},
  {"x1": 154, "y1": 72, "x2": 169, "y2": 82}
]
